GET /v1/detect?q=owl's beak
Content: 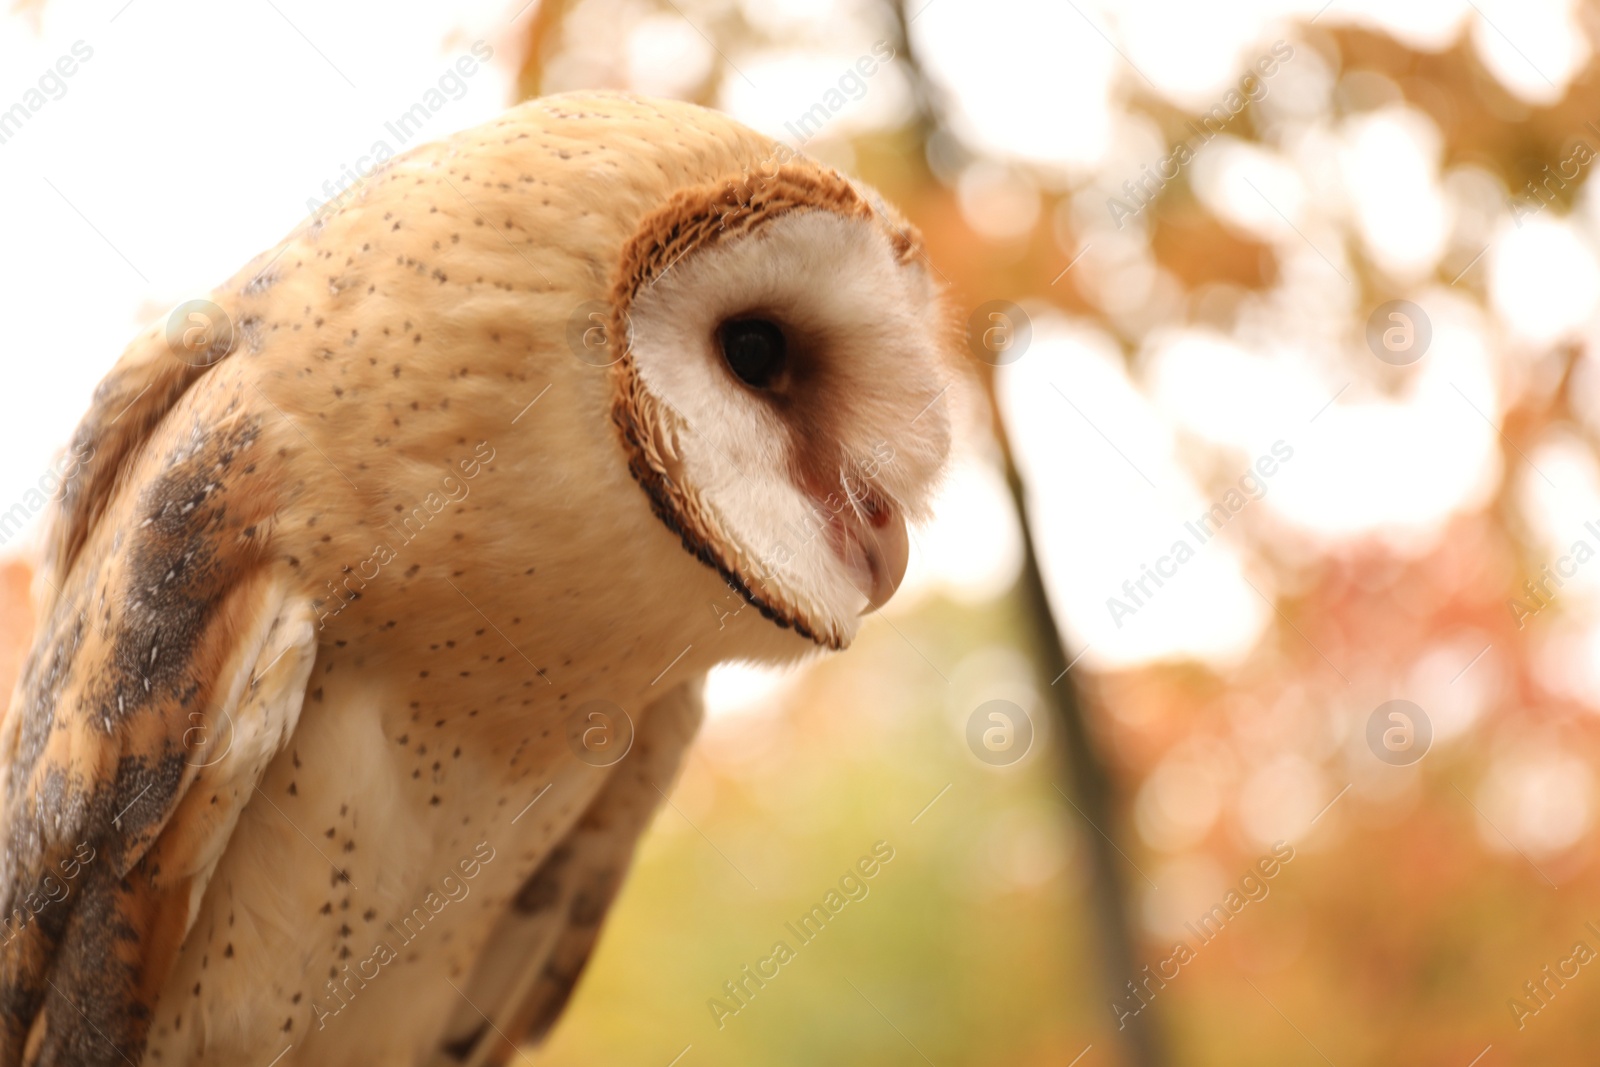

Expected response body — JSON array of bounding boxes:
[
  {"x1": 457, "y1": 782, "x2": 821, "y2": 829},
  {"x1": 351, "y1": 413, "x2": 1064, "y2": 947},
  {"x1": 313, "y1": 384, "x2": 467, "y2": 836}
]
[
  {"x1": 805, "y1": 477, "x2": 909, "y2": 617},
  {"x1": 855, "y1": 511, "x2": 909, "y2": 614},
  {"x1": 835, "y1": 488, "x2": 908, "y2": 615}
]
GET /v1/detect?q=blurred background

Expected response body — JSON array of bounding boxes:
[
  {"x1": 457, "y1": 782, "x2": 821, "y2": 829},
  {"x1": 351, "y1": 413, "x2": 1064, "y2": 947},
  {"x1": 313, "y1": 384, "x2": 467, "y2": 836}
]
[{"x1": 5, "y1": 0, "x2": 1600, "y2": 1063}]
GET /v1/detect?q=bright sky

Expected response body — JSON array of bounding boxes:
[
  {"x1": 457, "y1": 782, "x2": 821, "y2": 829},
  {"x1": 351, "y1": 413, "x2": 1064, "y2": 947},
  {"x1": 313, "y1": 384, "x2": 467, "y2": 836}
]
[
  {"x1": 0, "y1": 0, "x2": 517, "y2": 552},
  {"x1": 2, "y1": 0, "x2": 1596, "y2": 693}
]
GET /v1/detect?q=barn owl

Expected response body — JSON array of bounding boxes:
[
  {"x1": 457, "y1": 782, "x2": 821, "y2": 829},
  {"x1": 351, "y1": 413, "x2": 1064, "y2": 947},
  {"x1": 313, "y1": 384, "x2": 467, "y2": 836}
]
[{"x1": 0, "y1": 92, "x2": 955, "y2": 1067}]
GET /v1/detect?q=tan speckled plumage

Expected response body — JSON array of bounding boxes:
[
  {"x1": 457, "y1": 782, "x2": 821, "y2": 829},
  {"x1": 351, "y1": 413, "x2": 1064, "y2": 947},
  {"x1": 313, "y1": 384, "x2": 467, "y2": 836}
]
[{"x1": 0, "y1": 91, "x2": 955, "y2": 1067}]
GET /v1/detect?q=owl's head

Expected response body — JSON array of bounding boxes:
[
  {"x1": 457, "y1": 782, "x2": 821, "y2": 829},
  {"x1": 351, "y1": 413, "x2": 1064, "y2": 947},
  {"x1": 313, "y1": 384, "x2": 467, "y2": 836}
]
[{"x1": 607, "y1": 148, "x2": 956, "y2": 651}]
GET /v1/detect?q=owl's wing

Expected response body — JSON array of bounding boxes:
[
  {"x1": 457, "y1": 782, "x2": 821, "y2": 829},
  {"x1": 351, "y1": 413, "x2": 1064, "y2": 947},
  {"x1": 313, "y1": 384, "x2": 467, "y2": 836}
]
[
  {"x1": 427, "y1": 678, "x2": 706, "y2": 1067},
  {"x1": 0, "y1": 331, "x2": 317, "y2": 1066}
]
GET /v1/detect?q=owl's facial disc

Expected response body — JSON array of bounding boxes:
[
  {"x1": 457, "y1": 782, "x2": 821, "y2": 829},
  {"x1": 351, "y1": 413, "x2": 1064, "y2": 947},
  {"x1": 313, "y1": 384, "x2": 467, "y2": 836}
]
[{"x1": 609, "y1": 164, "x2": 954, "y2": 650}]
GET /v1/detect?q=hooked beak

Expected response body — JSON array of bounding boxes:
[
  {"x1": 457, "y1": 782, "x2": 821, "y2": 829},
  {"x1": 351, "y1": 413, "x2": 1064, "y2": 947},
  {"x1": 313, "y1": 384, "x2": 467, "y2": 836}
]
[{"x1": 835, "y1": 487, "x2": 909, "y2": 615}]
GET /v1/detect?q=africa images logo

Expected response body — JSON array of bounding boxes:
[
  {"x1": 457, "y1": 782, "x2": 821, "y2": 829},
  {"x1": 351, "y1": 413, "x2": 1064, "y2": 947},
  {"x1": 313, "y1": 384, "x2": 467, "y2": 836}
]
[
  {"x1": 706, "y1": 841, "x2": 896, "y2": 1029},
  {"x1": 1107, "y1": 441, "x2": 1294, "y2": 628}
]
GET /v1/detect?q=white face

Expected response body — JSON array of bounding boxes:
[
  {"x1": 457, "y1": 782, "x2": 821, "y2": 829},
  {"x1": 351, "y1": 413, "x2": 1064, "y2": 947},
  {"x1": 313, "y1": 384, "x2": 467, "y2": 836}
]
[{"x1": 624, "y1": 207, "x2": 953, "y2": 648}]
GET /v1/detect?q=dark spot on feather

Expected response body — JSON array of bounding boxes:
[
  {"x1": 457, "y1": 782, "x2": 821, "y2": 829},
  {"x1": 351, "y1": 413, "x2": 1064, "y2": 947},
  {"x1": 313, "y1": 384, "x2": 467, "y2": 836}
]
[
  {"x1": 513, "y1": 846, "x2": 571, "y2": 914},
  {"x1": 440, "y1": 1021, "x2": 488, "y2": 1061}
]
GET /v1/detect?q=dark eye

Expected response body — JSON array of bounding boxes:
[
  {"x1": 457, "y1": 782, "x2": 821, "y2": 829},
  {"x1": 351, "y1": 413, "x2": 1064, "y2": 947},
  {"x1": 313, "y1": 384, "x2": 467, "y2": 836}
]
[{"x1": 717, "y1": 318, "x2": 786, "y2": 389}]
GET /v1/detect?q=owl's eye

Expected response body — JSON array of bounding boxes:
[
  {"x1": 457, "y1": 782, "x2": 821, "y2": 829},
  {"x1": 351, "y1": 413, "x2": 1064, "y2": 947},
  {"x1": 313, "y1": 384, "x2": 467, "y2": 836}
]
[{"x1": 717, "y1": 318, "x2": 786, "y2": 389}]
